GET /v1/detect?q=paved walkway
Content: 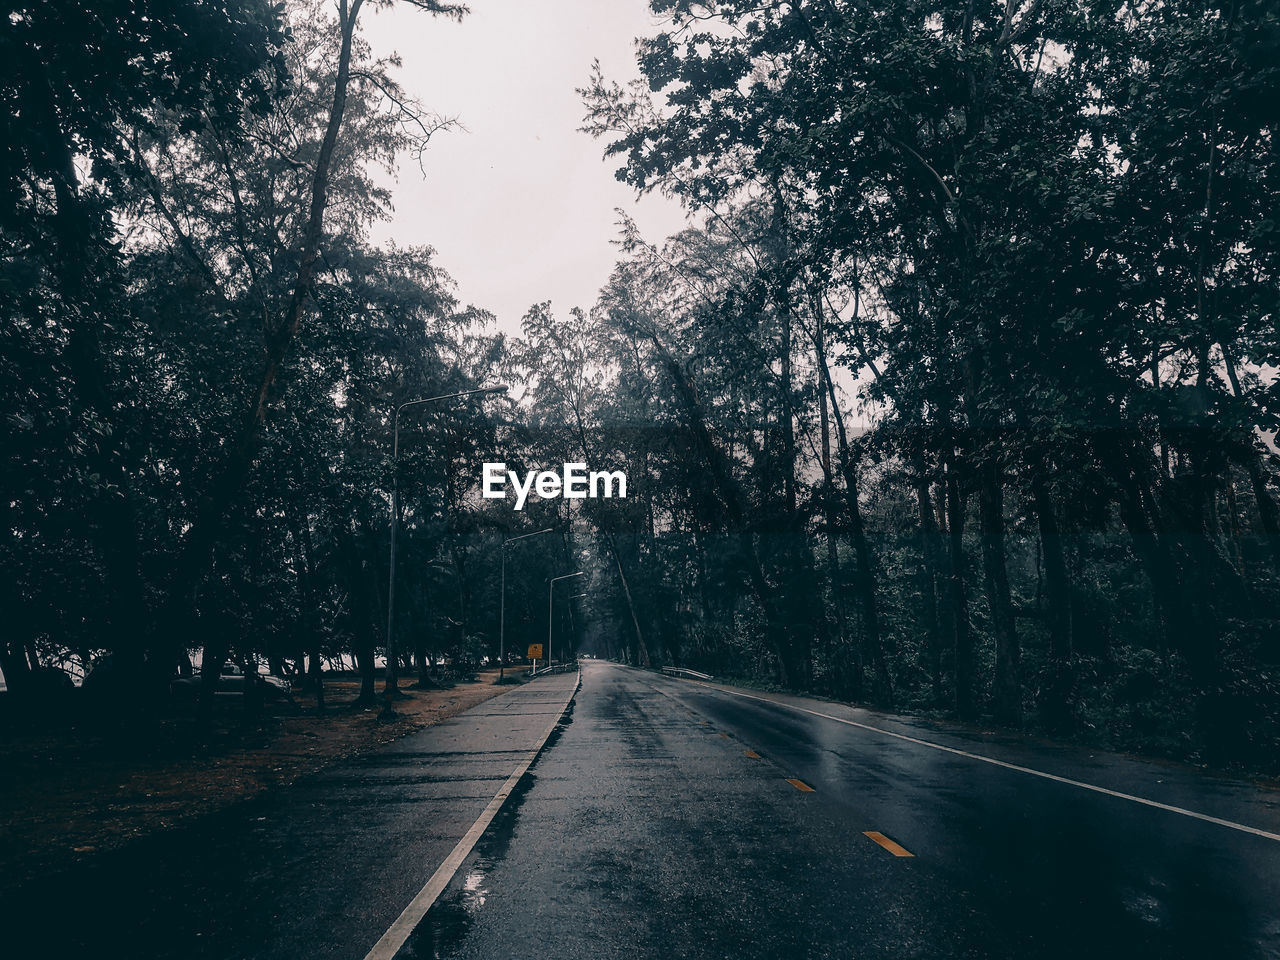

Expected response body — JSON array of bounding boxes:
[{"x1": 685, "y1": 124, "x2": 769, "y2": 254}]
[{"x1": 2, "y1": 671, "x2": 580, "y2": 960}]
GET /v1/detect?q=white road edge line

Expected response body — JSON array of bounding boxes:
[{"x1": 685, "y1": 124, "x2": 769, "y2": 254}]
[
  {"x1": 362, "y1": 671, "x2": 581, "y2": 960},
  {"x1": 685, "y1": 679, "x2": 1280, "y2": 843}
]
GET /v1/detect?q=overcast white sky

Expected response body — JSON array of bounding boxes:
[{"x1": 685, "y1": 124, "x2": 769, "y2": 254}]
[{"x1": 360, "y1": 0, "x2": 691, "y2": 334}]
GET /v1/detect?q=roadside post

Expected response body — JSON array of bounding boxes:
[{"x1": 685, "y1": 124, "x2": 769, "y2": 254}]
[
  {"x1": 547, "y1": 572, "x2": 584, "y2": 667},
  {"x1": 384, "y1": 385, "x2": 507, "y2": 718}
]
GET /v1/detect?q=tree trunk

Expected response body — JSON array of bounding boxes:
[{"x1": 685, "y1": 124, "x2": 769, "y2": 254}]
[
  {"x1": 338, "y1": 521, "x2": 378, "y2": 706},
  {"x1": 1032, "y1": 476, "x2": 1073, "y2": 731},
  {"x1": 1031, "y1": 478, "x2": 1073, "y2": 662},
  {"x1": 946, "y1": 460, "x2": 976, "y2": 720},
  {"x1": 916, "y1": 477, "x2": 945, "y2": 707},
  {"x1": 298, "y1": 512, "x2": 324, "y2": 713},
  {"x1": 978, "y1": 461, "x2": 1022, "y2": 725},
  {"x1": 162, "y1": 0, "x2": 367, "y2": 662},
  {"x1": 198, "y1": 638, "x2": 228, "y2": 728},
  {"x1": 817, "y1": 361, "x2": 855, "y2": 698},
  {"x1": 1096, "y1": 437, "x2": 1195, "y2": 654},
  {"x1": 819, "y1": 355, "x2": 892, "y2": 706}
]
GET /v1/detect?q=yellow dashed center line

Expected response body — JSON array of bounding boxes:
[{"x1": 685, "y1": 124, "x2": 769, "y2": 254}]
[
  {"x1": 719, "y1": 732, "x2": 729, "y2": 739},
  {"x1": 786, "y1": 778, "x2": 815, "y2": 792},
  {"x1": 864, "y1": 831, "x2": 914, "y2": 857},
  {"x1": 744, "y1": 749, "x2": 761, "y2": 759}
]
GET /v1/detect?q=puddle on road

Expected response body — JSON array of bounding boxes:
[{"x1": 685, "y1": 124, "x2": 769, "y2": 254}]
[
  {"x1": 460, "y1": 865, "x2": 489, "y2": 910},
  {"x1": 399, "y1": 859, "x2": 496, "y2": 959},
  {"x1": 399, "y1": 700, "x2": 576, "y2": 959}
]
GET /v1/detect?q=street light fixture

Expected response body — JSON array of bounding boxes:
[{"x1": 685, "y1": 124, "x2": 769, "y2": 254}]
[
  {"x1": 385, "y1": 385, "x2": 507, "y2": 715},
  {"x1": 500, "y1": 527, "x2": 556, "y2": 681},
  {"x1": 547, "y1": 571, "x2": 584, "y2": 668}
]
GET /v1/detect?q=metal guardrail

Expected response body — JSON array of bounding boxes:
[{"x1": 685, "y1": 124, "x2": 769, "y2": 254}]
[
  {"x1": 661, "y1": 666, "x2": 714, "y2": 681},
  {"x1": 530, "y1": 660, "x2": 579, "y2": 678}
]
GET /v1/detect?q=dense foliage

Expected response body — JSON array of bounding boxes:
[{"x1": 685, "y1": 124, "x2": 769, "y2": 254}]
[
  {"x1": 573, "y1": 0, "x2": 1280, "y2": 765},
  {"x1": 3, "y1": 0, "x2": 1278, "y2": 769}
]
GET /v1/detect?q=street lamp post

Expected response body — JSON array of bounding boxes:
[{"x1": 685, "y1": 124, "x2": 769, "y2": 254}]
[
  {"x1": 385, "y1": 385, "x2": 507, "y2": 715},
  {"x1": 500, "y1": 527, "x2": 555, "y2": 681},
  {"x1": 547, "y1": 571, "x2": 584, "y2": 668}
]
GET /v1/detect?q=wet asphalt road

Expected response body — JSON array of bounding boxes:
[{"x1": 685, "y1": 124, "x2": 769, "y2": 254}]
[
  {"x1": 405, "y1": 661, "x2": 1280, "y2": 960},
  {"x1": 6, "y1": 662, "x2": 1279, "y2": 959}
]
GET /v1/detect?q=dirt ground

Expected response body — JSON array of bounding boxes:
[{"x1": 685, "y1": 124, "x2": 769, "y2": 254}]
[{"x1": 0, "y1": 671, "x2": 514, "y2": 887}]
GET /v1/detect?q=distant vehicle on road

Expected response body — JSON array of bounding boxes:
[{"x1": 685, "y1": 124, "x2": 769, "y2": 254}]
[{"x1": 170, "y1": 664, "x2": 292, "y2": 703}]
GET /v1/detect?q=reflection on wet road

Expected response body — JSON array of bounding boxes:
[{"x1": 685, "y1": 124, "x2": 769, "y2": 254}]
[
  {"x1": 5, "y1": 662, "x2": 1276, "y2": 960},
  {"x1": 408, "y1": 660, "x2": 1280, "y2": 960}
]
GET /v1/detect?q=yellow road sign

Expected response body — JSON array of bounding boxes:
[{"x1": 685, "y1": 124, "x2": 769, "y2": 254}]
[{"x1": 527, "y1": 644, "x2": 543, "y2": 660}]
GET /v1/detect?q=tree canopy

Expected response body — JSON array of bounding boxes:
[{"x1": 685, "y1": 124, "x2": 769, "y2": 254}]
[{"x1": 3, "y1": 0, "x2": 1278, "y2": 770}]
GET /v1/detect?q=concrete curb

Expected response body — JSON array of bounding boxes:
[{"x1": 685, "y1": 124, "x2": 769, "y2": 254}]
[{"x1": 361, "y1": 669, "x2": 581, "y2": 960}]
